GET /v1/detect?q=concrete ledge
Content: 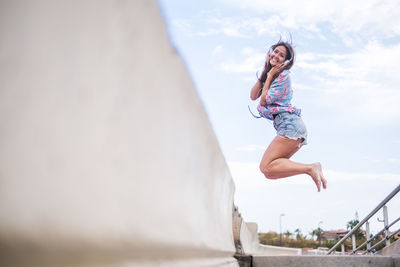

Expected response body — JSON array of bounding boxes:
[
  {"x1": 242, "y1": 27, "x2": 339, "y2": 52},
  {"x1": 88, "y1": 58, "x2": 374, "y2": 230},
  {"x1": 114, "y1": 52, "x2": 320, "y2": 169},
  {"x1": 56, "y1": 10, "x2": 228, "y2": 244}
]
[
  {"x1": 256, "y1": 244, "x2": 301, "y2": 256},
  {"x1": 232, "y1": 207, "x2": 301, "y2": 256},
  {"x1": 393, "y1": 257, "x2": 400, "y2": 267},
  {"x1": 0, "y1": 0, "x2": 238, "y2": 266},
  {"x1": 234, "y1": 254, "x2": 252, "y2": 267},
  {"x1": 379, "y1": 239, "x2": 400, "y2": 256},
  {"x1": 253, "y1": 255, "x2": 395, "y2": 267}
]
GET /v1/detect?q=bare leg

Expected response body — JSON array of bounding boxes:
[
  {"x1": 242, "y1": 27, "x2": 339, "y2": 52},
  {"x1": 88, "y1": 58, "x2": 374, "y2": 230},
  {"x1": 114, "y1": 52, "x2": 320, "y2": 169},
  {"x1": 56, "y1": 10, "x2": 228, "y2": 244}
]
[{"x1": 260, "y1": 136, "x2": 327, "y2": 192}]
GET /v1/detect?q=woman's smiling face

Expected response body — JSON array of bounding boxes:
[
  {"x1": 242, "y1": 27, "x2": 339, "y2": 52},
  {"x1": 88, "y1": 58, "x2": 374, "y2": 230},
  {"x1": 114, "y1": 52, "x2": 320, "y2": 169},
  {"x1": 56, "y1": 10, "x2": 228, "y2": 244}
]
[{"x1": 269, "y1": 45, "x2": 287, "y2": 66}]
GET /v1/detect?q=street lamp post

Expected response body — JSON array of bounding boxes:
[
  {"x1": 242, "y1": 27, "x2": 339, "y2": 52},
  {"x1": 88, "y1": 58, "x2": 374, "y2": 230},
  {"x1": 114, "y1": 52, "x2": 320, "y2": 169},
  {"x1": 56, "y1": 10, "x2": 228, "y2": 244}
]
[
  {"x1": 280, "y1": 213, "x2": 285, "y2": 246},
  {"x1": 318, "y1": 221, "x2": 323, "y2": 247}
]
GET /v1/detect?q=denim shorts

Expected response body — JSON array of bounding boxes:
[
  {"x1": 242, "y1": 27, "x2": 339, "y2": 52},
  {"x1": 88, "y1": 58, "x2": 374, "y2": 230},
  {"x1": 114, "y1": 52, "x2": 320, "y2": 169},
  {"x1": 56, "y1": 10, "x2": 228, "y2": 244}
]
[{"x1": 273, "y1": 112, "x2": 308, "y2": 147}]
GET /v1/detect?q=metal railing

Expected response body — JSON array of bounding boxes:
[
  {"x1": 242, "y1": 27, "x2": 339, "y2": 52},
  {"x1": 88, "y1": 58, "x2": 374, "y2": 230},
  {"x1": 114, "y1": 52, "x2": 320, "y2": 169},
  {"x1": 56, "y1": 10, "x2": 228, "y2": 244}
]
[{"x1": 327, "y1": 184, "x2": 400, "y2": 255}]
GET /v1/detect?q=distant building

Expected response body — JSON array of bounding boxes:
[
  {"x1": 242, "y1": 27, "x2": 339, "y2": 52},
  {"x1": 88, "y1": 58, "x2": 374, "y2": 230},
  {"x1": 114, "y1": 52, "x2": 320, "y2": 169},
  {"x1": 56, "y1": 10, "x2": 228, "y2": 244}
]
[{"x1": 322, "y1": 230, "x2": 349, "y2": 241}]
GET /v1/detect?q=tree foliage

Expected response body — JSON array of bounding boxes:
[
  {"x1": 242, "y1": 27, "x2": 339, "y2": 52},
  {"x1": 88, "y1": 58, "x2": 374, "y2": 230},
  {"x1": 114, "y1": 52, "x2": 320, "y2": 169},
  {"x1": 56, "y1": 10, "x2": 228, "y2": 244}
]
[
  {"x1": 346, "y1": 213, "x2": 364, "y2": 240},
  {"x1": 284, "y1": 230, "x2": 292, "y2": 239}
]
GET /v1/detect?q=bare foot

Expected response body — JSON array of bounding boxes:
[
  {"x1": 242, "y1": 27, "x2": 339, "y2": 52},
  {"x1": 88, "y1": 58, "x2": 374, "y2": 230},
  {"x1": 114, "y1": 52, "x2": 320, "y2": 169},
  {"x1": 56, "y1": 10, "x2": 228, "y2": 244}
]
[
  {"x1": 309, "y1": 162, "x2": 327, "y2": 192},
  {"x1": 320, "y1": 165, "x2": 327, "y2": 190}
]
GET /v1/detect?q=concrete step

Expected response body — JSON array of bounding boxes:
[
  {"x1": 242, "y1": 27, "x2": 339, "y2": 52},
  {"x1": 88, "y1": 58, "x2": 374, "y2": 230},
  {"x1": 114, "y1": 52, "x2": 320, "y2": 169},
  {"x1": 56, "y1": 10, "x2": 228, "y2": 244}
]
[{"x1": 252, "y1": 255, "x2": 400, "y2": 267}]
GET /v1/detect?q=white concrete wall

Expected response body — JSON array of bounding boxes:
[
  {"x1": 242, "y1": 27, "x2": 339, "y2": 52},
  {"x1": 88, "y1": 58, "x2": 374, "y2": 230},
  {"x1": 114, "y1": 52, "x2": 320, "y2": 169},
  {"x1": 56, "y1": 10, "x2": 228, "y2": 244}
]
[
  {"x1": 240, "y1": 222, "x2": 261, "y2": 254},
  {"x1": 0, "y1": 1, "x2": 238, "y2": 266},
  {"x1": 256, "y1": 244, "x2": 302, "y2": 256},
  {"x1": 238, "y1": 220, "x2": 301, "y2": 256}
]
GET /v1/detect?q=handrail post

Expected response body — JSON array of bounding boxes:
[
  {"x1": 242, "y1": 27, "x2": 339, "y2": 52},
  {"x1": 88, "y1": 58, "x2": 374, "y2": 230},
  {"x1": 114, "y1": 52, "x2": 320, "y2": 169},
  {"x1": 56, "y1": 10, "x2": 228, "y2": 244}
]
[
  {"x1": 366, "y1": 221, "x2": 371, "y2": 251},
  {"x1": 352, "y1": 234, "x2": 356, "y2": 252},
  {"x1": 383, "y1": 206, "x2": 390, "y2": 247},
  {"x1": 341, "y1": 244, "x2": 345, "y2": 254},
  {"x1": 327, "y1": 185, "x2": 400, "y2": 255}
]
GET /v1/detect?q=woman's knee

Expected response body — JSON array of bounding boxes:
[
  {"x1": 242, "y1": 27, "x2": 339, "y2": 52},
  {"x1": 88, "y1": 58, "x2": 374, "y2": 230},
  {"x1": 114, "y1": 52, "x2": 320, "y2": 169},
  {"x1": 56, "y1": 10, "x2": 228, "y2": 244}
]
[{"x1": 260, "y1": 162, "x2": 275, "y2": 179}]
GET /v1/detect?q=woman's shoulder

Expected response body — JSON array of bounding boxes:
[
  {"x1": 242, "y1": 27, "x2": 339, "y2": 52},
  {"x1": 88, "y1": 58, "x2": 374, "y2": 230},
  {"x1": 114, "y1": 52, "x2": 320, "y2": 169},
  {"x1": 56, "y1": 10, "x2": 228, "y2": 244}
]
[
  {"x1": 281, "y1": 69, "x2": 290, "y2": 76},
  {"x1": 274, "y1": 70, "x2": 290, "y2": 83}
]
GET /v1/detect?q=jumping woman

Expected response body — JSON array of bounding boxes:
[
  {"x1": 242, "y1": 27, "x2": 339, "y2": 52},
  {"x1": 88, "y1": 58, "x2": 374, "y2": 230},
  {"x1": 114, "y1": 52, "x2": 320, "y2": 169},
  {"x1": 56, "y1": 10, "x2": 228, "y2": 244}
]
[{"x1": 250, "y1": 40, "x2": 327, "y2": 192}]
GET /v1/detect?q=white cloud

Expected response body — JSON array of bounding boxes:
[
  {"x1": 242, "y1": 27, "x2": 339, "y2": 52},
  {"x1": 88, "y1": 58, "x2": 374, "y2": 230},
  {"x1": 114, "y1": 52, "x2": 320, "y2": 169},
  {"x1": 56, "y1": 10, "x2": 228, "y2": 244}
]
[
  {"x1": 298, "y1": 40, "x2": 400, "y2": 125},
  {"x1": 241, "y1": 47, "x2": 256, "y2": 55},
  {"x1": 170, "y1": 1, "x2": 400, "y2": 49},
  {"x1": 171, "y1": 18, "x2": 193, "y2": 35},
  {"x1": 218, "y1": 0, "x2": 400, "y2": 42},
  {"x1": 205, "y1": 17, "x2": 248, "y2": 37},
  {"x1": 388, "y1": 158, "x2": 400, "y2": 164},
  {"x1": 218, "y1": 51, "x2": 265, "y2": 73},
  {"x1": 212, "y1": 45, "x2": 224, "y2": 55},
  {"x1": 324, "y1": 170, "x2": 400, "y2": 182},
  {"x1": 236, "y1": 145, "x2": 266, "y2": 152},
  {"x1": 297, "y1": 41, "x2": 400, "y2": 79},
  {"x1": 362, "y1": 156, "x2": 400, "y2": 165},
  {"x1": 172, "y1": 13, "x2": 287, "y2": 39}
]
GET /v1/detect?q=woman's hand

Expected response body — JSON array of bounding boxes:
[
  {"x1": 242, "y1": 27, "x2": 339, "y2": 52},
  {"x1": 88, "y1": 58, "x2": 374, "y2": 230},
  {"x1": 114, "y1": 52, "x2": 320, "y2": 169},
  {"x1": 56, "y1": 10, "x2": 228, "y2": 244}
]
[{"x1": 268, "y1": 63, "x2": 286, "y2": 80}]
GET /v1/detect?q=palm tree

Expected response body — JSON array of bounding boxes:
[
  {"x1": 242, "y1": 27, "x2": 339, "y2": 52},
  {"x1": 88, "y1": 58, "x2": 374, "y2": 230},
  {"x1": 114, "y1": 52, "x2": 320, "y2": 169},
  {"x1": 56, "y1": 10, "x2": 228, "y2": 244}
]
[
  {"x1": 346, "y1": 218, "x2": 364, "y2": 239},
  {"x1": 346, "y1": 219, "x2": 359, "y2": 230},
  {"x1": 310, "y1": 227, "x2": 324, "y2": 245},
  {"x1": 310, "y1": 229, "x2": 319, "y2": 240},
  {"x1": 316, "y1": 227, "x2": 323, "y2": 246},
  {"x1": 284, "y1": 230, "x2": 292, "y2": 239},
  {"x1": 294, "y1": 228, "x2": 303, "y2": 240}
]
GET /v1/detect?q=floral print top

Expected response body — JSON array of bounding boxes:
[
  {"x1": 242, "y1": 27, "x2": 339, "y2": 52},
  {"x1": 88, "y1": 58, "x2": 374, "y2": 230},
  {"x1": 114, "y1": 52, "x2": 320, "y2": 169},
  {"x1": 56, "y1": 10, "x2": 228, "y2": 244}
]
[{"x1": 257, "y1": 70, "x2": 301, "y2": 120}]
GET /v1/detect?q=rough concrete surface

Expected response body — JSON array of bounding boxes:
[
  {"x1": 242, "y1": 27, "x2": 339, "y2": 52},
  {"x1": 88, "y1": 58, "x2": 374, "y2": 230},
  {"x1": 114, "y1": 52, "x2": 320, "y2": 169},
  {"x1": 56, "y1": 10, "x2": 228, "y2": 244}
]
[
  {"x1": 253, "y1": 255, "x2": 395, "y2": 267},
  {"x1": 380, "y1": 239, "x2": 400, "y2": 256},
  {"x1": 393, "y1": 257, "x2": 400, "y2": 267}
]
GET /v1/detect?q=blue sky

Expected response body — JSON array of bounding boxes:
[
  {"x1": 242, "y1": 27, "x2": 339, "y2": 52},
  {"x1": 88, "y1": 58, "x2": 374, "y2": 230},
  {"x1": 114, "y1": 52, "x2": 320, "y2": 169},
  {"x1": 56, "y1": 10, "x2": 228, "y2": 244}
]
[{"x1": 157, "y1": 0, "x2": 400, "y2": 237}]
